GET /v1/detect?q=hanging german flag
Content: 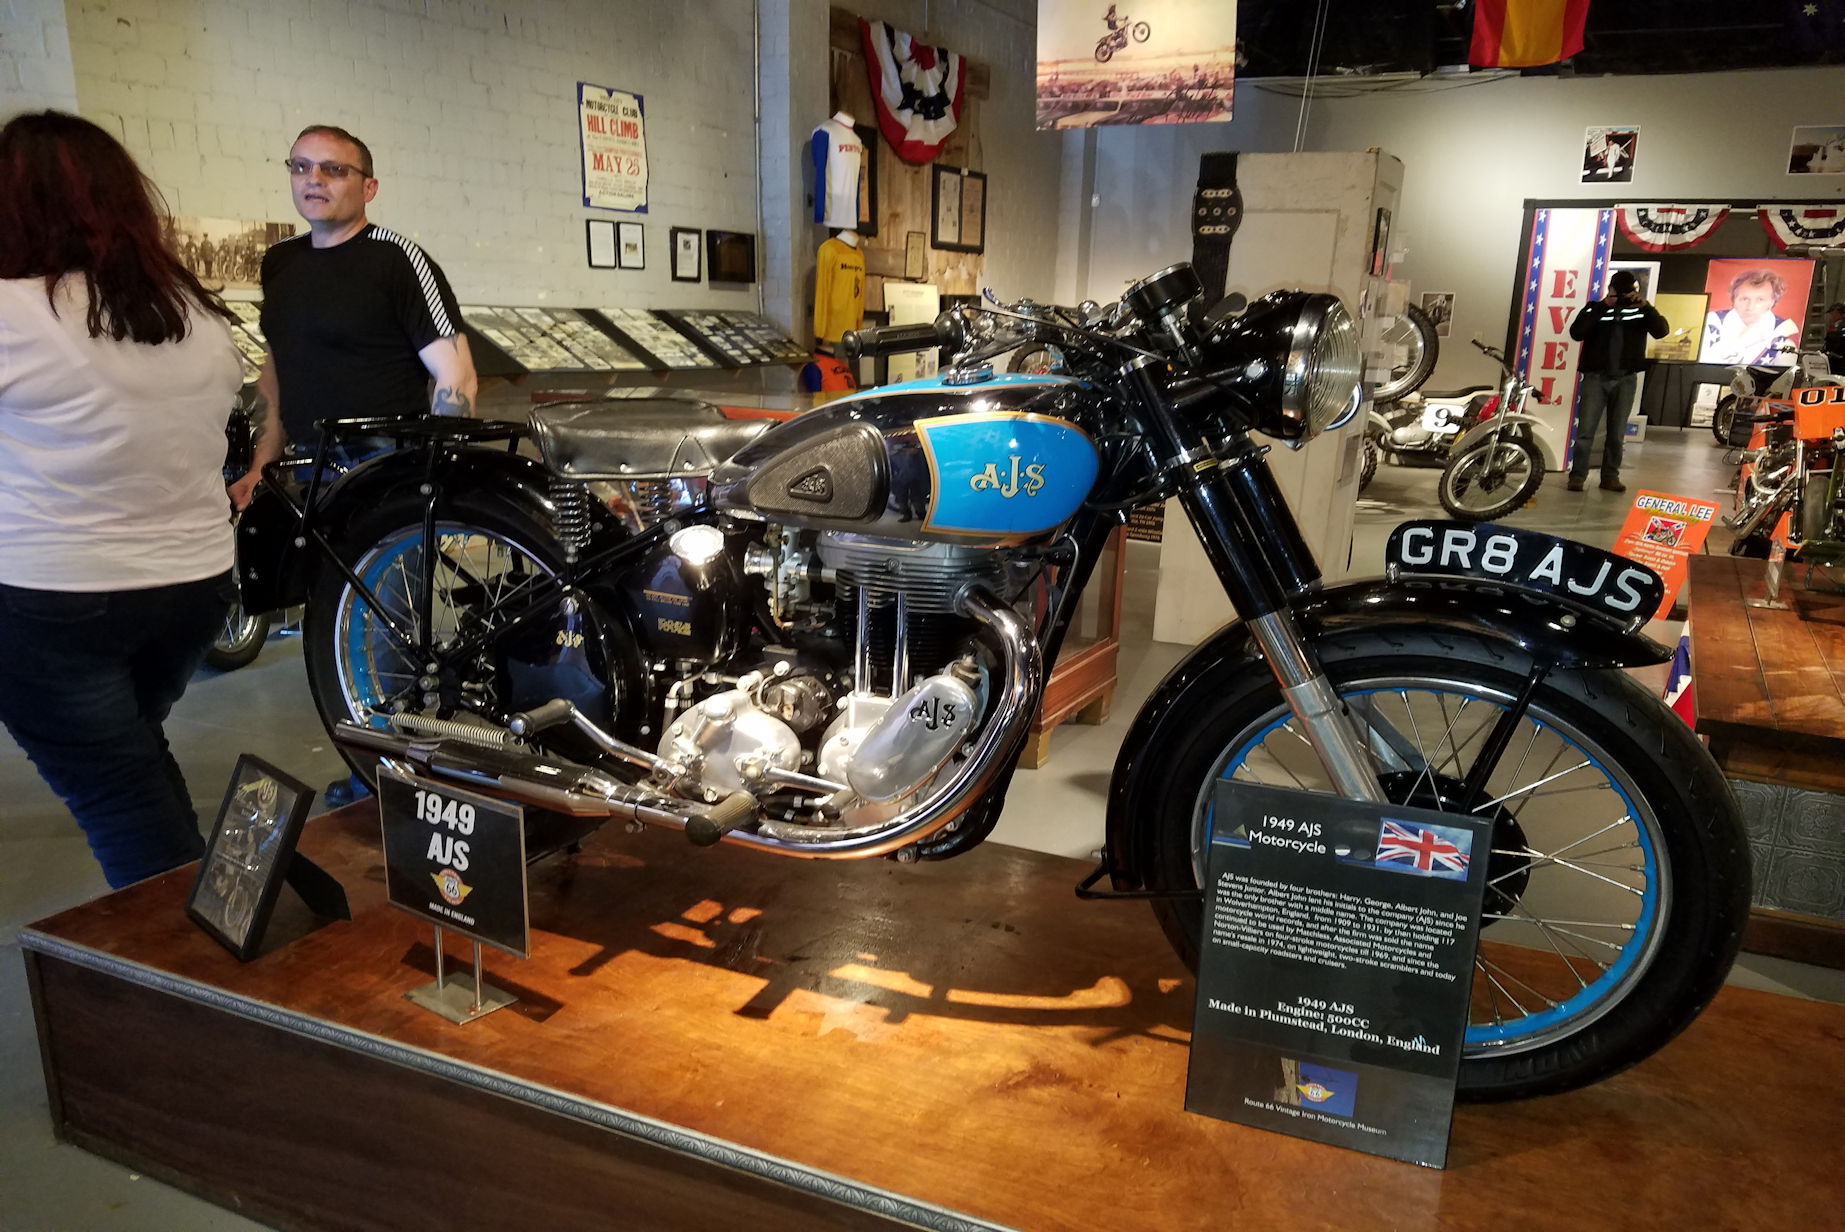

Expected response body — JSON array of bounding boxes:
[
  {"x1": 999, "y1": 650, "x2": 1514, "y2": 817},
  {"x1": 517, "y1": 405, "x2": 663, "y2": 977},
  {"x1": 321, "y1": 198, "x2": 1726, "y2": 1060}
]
[{"x1": 1470, "y1": 0, "x2": 1592, "y2": 68}]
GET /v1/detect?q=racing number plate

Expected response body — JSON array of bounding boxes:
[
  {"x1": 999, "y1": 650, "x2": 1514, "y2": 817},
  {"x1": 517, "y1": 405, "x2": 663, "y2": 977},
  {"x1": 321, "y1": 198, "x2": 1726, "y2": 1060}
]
[{"x1": 1385, "y1": 521, "x2": 1664, "y2": 621}]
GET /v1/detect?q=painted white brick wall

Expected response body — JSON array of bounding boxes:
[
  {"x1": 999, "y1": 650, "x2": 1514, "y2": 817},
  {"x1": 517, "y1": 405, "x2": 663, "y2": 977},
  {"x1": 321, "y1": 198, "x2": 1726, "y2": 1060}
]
[
  {"x1": 0, "y1": 0, "x2": 79, "y2": 117},
  {"x1": 66, "y1": 0, "x2": 763, "y2": 310}
]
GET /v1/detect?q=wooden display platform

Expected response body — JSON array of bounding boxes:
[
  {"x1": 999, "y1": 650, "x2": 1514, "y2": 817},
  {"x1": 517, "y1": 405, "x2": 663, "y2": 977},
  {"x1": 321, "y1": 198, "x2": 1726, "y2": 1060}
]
[
  {"x1": 1686, "y1": 554, "x2": 1845, "y2": 964},
  {"x1": 24, "y1": 804, "x2": 1845, "y2": 1232}
]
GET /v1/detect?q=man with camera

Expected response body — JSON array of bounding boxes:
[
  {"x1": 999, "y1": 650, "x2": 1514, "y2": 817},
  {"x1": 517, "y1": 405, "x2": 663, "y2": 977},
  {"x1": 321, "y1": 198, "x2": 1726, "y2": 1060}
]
[{"x1": 1566, "y1": 270, "x2": 1667, "y2": 493}]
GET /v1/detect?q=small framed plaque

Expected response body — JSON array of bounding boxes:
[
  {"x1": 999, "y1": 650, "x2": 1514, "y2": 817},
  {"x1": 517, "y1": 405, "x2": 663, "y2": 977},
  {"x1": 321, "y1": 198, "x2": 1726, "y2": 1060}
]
[
  {"x1": 585, "y1": 218, "x2": 617, "y2": 269},
  {"x1": 905, "y1": 230, "x2": 927, "y2": 280},
  {"x1": 930, "y1": 165, "x2": 986, "y2": 254},
  {"x1": 617, "y1": 220, "x2": 645, "y2": 270},
  {"x1": 670, "y1": 226, "x2": 702, "y2": 282},
  {"x1": 186, "y1": 755, "x2": 316, "y2": 961}
]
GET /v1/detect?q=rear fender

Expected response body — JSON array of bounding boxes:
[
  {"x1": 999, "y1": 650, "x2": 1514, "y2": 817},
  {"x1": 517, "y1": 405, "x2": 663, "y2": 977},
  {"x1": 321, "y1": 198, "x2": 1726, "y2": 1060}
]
[
  {"x1": 1101, "y1": 575, "x2": 1669, "y2": 888},
  {"x1": 236, "y1": 446, "x2": 600, "y2": 614}
]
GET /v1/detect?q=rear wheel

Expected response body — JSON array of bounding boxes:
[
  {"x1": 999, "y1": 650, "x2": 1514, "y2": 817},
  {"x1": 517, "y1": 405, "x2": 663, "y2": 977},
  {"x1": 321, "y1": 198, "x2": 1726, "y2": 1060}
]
[
  {"x1": 1711, "y1": 394, "x2": 1739, "y2": 445},
  {"x1": 302, "y1": 491, "x2": 566, "y2": 786},
  {"x1": 1440, "y1": 438, "x2": 1543, "y2": 521},
  {"x1": 1126, "y1": 631, "x2": 1750, "y2": 1101},
  {"x1": 1094, "y1": 40, "x2": 1114, "y2": 63}
]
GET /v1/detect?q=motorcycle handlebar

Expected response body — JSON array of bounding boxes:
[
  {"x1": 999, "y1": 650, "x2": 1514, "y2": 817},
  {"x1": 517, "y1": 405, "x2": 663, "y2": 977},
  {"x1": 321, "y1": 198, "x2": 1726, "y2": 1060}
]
[{"x1": 841, "y1": 318, "x2": 949, "y2": 360}]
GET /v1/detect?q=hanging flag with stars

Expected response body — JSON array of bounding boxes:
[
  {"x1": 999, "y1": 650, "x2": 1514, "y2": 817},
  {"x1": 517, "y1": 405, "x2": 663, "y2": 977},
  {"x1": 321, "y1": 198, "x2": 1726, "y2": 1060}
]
[
  {"x1": 1759, "y1": 205, "x2": 1845, "y2": 250},
  {"x1": 1663, "y1": 621, "x2": 1695, "y2": 727}
]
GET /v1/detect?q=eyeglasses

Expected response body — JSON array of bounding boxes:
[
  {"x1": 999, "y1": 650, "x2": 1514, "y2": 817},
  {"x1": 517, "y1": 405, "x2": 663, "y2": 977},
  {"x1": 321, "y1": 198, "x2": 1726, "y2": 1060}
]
[{"x1": 282, "y1": 157, "x2": 370, "y2": 179}]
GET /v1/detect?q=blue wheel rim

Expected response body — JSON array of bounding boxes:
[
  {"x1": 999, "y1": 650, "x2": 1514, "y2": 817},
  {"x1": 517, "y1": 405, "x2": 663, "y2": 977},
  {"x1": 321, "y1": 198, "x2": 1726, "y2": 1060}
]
[{"x1": 1201, "y1": 683, "x2": 1664, "y2": 1058}]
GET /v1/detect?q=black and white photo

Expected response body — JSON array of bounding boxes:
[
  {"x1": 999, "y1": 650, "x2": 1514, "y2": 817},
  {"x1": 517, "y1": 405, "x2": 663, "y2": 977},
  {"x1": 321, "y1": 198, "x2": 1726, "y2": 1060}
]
[
  {"x1": 1418, "y1": 292, "x2": 1454, "y2": 338},
  {"x1": 1788, "y1": 125, "x2": 1845, "y2": 175},
  {"x1": 1036, "y1": 0, "x2": 1236, "y2": 129}
]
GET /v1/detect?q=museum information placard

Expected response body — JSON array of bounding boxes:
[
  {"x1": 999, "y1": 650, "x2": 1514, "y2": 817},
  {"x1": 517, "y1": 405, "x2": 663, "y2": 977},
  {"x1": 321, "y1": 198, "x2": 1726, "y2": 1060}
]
[
  {"x1": 1186, "y1": 781, "x2": 1491, "y2": 1168},
  {"x1": 379, "y1": 765, "x2": 529, "y2": 957},
  {"x1": 579, "y1": 82, "x2": 648, "y2": 212}
]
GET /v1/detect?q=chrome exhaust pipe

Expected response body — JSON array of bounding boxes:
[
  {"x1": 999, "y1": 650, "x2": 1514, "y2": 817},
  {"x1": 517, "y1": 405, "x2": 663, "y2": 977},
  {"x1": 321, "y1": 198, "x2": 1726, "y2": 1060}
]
[
  {"x1": 1724, "y1": 487, "x2": 1791, "y2": 540},
  {"x1": 333, "y1": 722, "x2": 694, "y2": 829}
]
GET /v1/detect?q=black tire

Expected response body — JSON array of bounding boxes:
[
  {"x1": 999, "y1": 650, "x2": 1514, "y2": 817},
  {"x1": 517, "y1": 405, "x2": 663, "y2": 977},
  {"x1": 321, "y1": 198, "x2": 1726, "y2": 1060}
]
[
  {"x1": 302, "y1": 488, "x2": 569, "y2": 787},
  {"x1": 1711, "y1": 393, "x2": 1739, "y2": 445},
  {"x1": 1123, "y1": 630, "x2": 1751, "y2": 1101},
  {"x1": 1130, "y1": 21, "x2": 1151, "y2": 41},
  {"x1": 1358, "y1": 434, "x2": 1379, "y2": 493},
  {"x1": 1094, "y1": 39, "x2": 1113, "y2": 63},
  {"x1": 1371, "y1": 304, "x2": 1439, "y2": 403},
  {"x1": 204, "y1": 601, "x2": 270, "y2": 671},
  {"x1": 1439, "y1": 437, "x2": 1543, "y2": 521}
]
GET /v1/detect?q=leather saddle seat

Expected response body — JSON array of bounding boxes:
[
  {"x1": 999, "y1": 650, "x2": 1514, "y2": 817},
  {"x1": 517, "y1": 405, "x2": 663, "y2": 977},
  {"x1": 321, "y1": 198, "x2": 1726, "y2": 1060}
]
[
  {"x1": 529, "y1": 399, "x2": 770, "y2": 480},
  {"x1": 1414, "y1": 384, "x2": 1495, "y2": 401}
]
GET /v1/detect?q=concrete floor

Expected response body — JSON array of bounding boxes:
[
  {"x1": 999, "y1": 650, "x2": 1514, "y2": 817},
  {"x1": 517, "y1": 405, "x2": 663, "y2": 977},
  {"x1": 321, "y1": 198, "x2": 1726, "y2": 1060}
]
[{"x1": 4, "y1": 426, "x2": 1840, "y2": 1230}]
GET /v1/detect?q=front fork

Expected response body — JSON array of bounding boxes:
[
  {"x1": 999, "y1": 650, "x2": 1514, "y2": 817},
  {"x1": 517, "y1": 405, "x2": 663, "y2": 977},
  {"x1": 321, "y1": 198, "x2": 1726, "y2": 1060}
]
[{"x1": 1124, "y1": 357, "x2": 1386, "y2": 803}]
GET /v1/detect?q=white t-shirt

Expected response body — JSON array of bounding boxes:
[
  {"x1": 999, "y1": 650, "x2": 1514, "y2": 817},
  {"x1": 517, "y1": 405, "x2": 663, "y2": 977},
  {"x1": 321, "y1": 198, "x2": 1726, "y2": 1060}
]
[
  {"x1": 810, "y1": 117, "x2": 864, "y2": 230},
  {"x1": 0, "y1": 276, "x2": 242, "y2": 590}
]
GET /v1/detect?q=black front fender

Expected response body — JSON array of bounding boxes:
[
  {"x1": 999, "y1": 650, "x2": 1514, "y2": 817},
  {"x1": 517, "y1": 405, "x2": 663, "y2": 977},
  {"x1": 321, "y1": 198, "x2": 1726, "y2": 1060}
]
[
  {"x1": 236, "y1": 446, "x2": 574, "y2": 614},
  {"x1": 1102, "y1": 574, "x2": 1670, "y2": 888}
]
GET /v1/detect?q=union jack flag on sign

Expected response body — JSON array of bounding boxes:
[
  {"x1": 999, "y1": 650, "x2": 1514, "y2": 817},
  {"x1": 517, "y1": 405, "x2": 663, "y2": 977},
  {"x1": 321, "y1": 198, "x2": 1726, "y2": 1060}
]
[{"x1": 1375, "y1": 819, "x2": 1473, "y2": 881}]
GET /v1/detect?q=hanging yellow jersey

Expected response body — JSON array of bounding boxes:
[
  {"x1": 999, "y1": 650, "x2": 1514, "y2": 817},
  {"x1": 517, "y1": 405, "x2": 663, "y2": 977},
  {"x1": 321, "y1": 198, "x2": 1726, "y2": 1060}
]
[{"x1": 813, "y1": 237, "x2": 866, "y2": 344}]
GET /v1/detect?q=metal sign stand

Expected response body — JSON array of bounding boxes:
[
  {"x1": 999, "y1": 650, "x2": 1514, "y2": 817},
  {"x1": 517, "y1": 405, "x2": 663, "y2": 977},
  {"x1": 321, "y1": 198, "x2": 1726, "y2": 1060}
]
[
  {"x1": 1747, "y1": 539, "x2": 1793, "y2": 611},
  {"x1": 405, "y1": 925, "x2": 517, "y2": 1024}
]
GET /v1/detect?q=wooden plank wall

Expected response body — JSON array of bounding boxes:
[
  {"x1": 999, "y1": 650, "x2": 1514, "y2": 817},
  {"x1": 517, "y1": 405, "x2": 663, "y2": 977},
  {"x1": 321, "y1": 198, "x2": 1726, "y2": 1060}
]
[{"x1": 827, "y1": 8, "x2": 988, "y2": 315}]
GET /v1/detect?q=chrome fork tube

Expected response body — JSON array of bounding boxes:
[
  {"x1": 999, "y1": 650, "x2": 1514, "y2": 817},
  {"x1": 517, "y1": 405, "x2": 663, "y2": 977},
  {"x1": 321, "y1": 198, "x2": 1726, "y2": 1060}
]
[
  {"x1": 1247, "y1": 612, "x2": 1386, "y2": 803},
  {"x1": 854, "y1": 586, "x2": 872, "y2": 693},
  {"x1": 894, "y1": 591, "x2": 910, "y2": 693}
]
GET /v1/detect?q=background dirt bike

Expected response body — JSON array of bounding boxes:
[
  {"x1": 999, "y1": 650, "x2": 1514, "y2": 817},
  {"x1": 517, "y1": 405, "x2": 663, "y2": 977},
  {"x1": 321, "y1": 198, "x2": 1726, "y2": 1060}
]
[{"x1": 1094, "y1": 17, "x2": 1150, "y2": 62}]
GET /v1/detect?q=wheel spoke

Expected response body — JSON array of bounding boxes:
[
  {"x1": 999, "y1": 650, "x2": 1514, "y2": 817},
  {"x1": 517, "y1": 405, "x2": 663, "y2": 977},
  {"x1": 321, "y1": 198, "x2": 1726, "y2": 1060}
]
[{"x1": 1471, "y1": 759, "x2": 1595, "y2": 812}]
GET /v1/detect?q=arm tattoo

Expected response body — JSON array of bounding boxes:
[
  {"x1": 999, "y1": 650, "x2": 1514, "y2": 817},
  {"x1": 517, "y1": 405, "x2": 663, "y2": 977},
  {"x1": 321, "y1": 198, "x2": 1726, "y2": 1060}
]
[
  {"x1": 432, "y1": 386, "x2": 473, "y2": 418},
  {"x1": 248, "y1": 394, "x2": 271, "y2": 448}
]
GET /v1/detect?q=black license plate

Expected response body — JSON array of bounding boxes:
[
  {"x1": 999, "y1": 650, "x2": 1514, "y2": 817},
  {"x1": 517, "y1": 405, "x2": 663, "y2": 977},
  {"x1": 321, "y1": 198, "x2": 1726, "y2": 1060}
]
[{"x1": 1385, "y1": 521, "x2": 1663, "y2": 621}]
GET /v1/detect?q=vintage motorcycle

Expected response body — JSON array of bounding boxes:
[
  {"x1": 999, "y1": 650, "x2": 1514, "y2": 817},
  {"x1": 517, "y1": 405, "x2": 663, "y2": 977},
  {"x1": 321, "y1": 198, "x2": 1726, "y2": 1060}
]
[
  {"x1": 238, "y1": 262, "x2": 1748, "y2": 1103},
  {"x1": 1725, "y1": 392, "x2": 1845, "y2": 564},
  {"x1": 1094, "y1": 16, "x2": 1151, "y2": 62},
  {"x1": 1361, "y1": 383, "x2": 1491, "y2": 490},
  {"x1": 1434, "y1": 340, "x2": 1556, "y2": 521}
]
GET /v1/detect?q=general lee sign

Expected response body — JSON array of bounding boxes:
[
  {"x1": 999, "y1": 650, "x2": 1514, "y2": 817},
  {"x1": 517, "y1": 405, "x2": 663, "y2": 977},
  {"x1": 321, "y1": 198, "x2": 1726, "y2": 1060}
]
[{"x1": 579, "y1": 82, "x2": 648, "y2": 212}]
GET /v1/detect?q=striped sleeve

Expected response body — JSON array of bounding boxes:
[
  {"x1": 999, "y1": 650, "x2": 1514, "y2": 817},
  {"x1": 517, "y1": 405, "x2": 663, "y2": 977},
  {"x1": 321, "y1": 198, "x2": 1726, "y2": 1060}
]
[{"x1": 370, "y1": 225, "x2": 459, "y2": 345}]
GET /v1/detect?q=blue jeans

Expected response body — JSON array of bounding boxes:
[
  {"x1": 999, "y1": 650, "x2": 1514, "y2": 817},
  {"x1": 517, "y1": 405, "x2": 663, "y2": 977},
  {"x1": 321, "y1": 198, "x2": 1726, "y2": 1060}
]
[
  {"x1": 1570, "y1": 371, "x2": 1638, "y2": 479},
  {"x1": 0, "y1": 573, "x2": 232, "y2": 888}
]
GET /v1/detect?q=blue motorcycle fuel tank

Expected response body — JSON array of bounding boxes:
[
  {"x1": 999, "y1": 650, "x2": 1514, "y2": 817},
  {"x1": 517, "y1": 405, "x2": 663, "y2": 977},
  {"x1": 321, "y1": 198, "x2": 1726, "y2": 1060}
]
[{"x1": 708, "y1": 374, "x2": 1100, "y2": 546}]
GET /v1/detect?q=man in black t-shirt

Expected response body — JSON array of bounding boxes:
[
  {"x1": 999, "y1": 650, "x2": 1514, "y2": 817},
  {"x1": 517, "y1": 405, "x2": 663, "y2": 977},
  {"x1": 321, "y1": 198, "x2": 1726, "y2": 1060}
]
[{"x1": 228, "y1": 124, "x2": 475, "y2": 508}]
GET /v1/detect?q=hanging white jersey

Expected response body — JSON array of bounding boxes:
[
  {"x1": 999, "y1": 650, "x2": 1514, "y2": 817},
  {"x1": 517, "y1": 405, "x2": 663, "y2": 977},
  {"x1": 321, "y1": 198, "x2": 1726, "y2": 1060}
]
[{"x1": 810, "y1": 118, "x2": 864, "y2": 230}]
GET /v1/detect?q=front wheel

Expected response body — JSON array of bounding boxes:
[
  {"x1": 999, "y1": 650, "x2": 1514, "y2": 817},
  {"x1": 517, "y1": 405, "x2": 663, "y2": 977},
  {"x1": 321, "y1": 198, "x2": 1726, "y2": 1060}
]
[
  {"x1": 1712, "y1": 393, "x2": 1739, "y2": 445},
  {"x1": 204, "y1": 600, "x2": 271, "y2": 671},
  {"x1": 1130, "y1": 21, "x2": 1151, "y2": 41},
  {"x1": 1125, "y1": 630, "x2": 1750, "y2": 1101},
  {"x1": 1439, "y1": 437, "x2": 1543, "y2": 520}
]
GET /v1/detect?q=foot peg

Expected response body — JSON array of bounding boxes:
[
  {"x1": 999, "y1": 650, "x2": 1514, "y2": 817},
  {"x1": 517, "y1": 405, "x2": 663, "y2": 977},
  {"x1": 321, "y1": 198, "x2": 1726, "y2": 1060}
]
[{"x1": 686, "y1": 791, "x2": 756, "y2": 847}]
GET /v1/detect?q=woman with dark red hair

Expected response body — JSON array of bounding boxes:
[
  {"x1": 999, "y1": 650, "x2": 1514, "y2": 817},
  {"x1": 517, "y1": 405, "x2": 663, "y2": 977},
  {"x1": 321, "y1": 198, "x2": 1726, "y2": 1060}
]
[{"x1": 0, "y1": 111, "x2": 243, "y2": 888}]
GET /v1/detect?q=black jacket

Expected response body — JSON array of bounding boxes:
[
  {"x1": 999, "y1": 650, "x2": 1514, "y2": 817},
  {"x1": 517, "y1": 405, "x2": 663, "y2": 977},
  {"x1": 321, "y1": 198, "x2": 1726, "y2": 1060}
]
[{"x1": 1569, "y1": 298, "x2": 1669, "y2": 375}]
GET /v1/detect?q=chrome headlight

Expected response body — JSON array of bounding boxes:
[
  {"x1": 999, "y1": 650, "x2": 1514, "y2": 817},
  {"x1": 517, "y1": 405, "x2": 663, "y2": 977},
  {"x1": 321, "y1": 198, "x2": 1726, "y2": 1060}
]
[
  {"x1": 1283, "y1": 298, "x2": 1363, "y2": 437},
  {"x1": 1200, "y1": 291, "x2": 1363, "y2": 443}
]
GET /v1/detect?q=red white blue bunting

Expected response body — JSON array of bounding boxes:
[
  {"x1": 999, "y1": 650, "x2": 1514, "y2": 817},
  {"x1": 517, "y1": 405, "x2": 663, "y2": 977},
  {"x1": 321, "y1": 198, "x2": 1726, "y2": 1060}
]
[
  {"x1": 1758, "y1": 205, "x2": 1845, "y2": 250},
  {"x1": 1615, "y1": 204, "x2": 1730, "y2": 252},
  {"x1": 860, "y1": 18, "x2": 966, "y2": 165}
]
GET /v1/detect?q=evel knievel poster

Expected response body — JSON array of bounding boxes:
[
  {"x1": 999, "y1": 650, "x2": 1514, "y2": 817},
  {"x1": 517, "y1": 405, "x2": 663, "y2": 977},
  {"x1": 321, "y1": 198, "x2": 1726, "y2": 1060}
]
[
  {"x1": 1036, "y1": 0, "x2": 1236, "y2": 129},
  {"x1": 1512, "y1": 207, "x2": 1616, "y2": 468}
]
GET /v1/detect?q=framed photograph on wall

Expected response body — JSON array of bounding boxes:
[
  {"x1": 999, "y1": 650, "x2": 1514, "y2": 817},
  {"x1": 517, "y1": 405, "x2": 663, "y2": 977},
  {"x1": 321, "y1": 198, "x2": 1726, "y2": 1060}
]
[
  {"x1": 617, "y1": 221, "x2": 644, "y2": 270},
  {"x1": 1651, "y1": 293, "x2": 1707, "y2": 362},
  {"x1": 854, "y1": 123, "x2": 880, "y2": 237},
  {"x1": 1418, "y1": 291, "x2": 1455, "y2": 338},
  {"x1": 1582, "y1": 125, "x2": 1639, "y2": 183},
  {"x1": 585, "y1": 219, "x2": 617, "y2": 269},
  {"x1": 186, "y1": 755, "x2": 316, "y2": 961},
  {"x1": 1607, "y1": 259, "x2": 1660, "y2": 301},
  {"x1": 930, "y1": 165, "x2": 986, "y2": 254},
  {"x1": 1787, "y1": 125, "x2": 1845, "y2": 175},
  {"x1": 670, "y1": 227, "x2": 701, "y2": 282}
]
